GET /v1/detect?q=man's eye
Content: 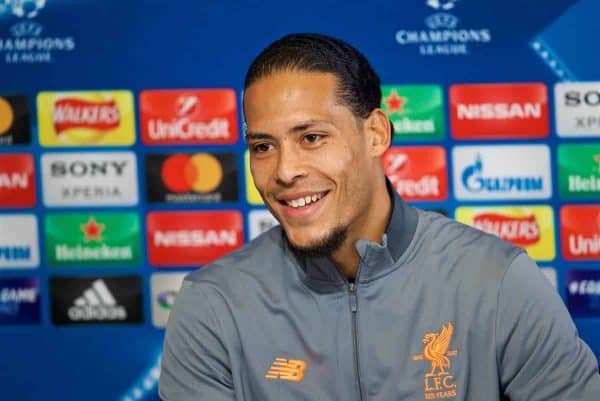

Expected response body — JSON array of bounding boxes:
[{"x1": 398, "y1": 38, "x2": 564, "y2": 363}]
[
  {"x1": 304, "y1": 133, "x2": 322, "y2": 143},
  {"x1": 252, "y1": 143, "x2": 273, "y2": 153}
]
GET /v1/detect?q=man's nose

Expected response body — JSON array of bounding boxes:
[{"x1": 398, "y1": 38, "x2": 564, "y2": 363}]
[{"x1": 275, "y1": 146, "x2": 307, "y2": 186}]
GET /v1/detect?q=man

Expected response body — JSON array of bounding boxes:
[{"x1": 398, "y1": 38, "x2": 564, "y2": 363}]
[{"x1": 159, "y1": 33, "x2": 600, "y2": 400}]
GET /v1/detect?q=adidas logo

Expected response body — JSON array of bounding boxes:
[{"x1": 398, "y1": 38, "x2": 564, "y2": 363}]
[{"x1": 67, "y1": 279, "x2": 127, "y2": 321}]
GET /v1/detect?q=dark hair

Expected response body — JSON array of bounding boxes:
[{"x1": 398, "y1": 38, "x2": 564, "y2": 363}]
[{"x1": 244, "y1": 33, "x2": 382, "y2": 120}]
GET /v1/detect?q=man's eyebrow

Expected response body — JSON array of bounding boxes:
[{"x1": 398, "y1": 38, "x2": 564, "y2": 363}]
[
  {"x1": 244, "y1": 132, "x2": 273, "y2": 142},
  {"x1": 244, "y1": 119, "x2": 336, "y2": 142}
]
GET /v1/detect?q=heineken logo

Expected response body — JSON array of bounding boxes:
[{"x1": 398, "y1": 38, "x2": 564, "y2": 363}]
[
  {"x1": 558, "y1": 144, "x2": 600, "y2": 199},
  {"x1": 45, "y1": 213, "x2": 140, "y2": 267},
  {"x1": 381, "y1": 85, "x2": 444, "y2": 140}
]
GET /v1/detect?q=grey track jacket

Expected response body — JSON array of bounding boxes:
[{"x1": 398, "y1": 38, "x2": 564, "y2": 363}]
[{"x1": 159, "y1": 191, "x2": 600, "y2": 401}]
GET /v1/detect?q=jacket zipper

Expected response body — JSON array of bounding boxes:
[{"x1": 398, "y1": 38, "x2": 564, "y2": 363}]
[{"x1": 348, "y1": 282, "x2": 364, "y2": 401}]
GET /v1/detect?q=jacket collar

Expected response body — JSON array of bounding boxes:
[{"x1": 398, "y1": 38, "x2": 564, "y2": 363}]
[{"x1": 290, "y1": 179, "x2": 419, "y2": 288}]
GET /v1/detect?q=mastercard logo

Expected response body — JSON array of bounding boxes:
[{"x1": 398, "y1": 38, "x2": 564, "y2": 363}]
[
  {"x1": 0, "y1": 97, "x2": 15, "y2": 135},
  {"x1": 161, "y1": 153, "x2": 223, "y2": 193}
]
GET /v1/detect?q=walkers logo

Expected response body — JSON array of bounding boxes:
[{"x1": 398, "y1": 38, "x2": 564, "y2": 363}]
[
  {"x1": 45, "y1": 212, "x2": 141, "y2": 267},
  {"x1": 383, "y1": 146, "x2": 448, "y2": 201},
  {"x1": 395, "y1": 0, "x2": 492, "y2": 56},
  {"x1": 555, "y1": 82, "x2": 600, "y2": 137},
  {"x1": 412, "y1": 322, "x2": 458, "y2": 400},
  {"x1": 140, "y1": 89, "x2": 238, "y2": 145},
  {"x1": 249, "y1": 210, "x2": 279, "y2": 240},
  {"x1": 558, "y1": 144, "x2": 600, "y2": 199},
  {"x1": 37, "y1": 91, "x2": 135, "y2": 146},
  {"x1": 450, "y1": 83, "x2": 549, "y2": 139},
  {"x1": 0, "y1": 214, "x2": 39, "y2": 268},
  {"x1": 452, "y1": 145, "x2": 551, "y2": 200},
  {"x1": 147, "y1": 211, "x2": 243, "y2": 267},
  {"x1": 146, "y1": 152, "x2": 238, "y2": 203},
  {"x1": 0, "y1": 277, "x2": 40, "y2": 324},
  {"x1": 245, "y1": 150, "x2": 263, "y2": 205},
  {"x1": 566, "y1": 270, "x2": 600, "y2": 317},
  {"x1": 561, "y1": 205, "x2": 600, "y2": 261},
  {"x1": 0, "y1": 153, "x2": 35, "y2": 208},
  {"x1": 455, "y1": 206, "x2": 555, "y2": 261},
  {"x1": 50, "y1": 276, "x2": 142, "y2": 325},
  {"x1": 381, "y1": 85, "x2": 444, "y2": 140},
  {"x1": 41, "y1": 152, "x2": 138, "y2": 206},
  {"x1": 151, "y1": 273, "x2": 186, "y2": 327},
  {"x1": 0, "y1": 95, "x2": 30, "y2": 145}
]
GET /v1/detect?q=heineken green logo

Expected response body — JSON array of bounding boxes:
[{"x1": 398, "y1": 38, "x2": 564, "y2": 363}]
[
  {"x1": 45, "y1": 213, "x2": 140, "y2": 266},
  {"x1": 558, "y1": 144, "x2": 600, "y2": 199},
  {"x1": 381, "y1": 85, "x2": 444, "y2": 141}
]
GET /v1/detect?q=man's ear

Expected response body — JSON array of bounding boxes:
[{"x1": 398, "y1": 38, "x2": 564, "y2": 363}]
[{"x1": 364, "y1": 108, "x2": 392, "y2": 158}]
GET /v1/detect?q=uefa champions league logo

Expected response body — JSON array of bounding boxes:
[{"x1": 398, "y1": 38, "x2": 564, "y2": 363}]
[
  {"x1": 0, "y1": 0, "x2": 46, "y2": 19},
  {"x1": 426, "y1": 0, "x2": 459, "y2": 11}
]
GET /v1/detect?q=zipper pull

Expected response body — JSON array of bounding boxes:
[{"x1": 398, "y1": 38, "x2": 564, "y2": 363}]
[{"x1": 348, "y1": 282, "x2": 357, "y2": 313}]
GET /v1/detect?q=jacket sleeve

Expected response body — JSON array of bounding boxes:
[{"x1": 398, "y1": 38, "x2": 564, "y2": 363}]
[
  {"x1": 496, "y1": 253, "x2": 600, "y2": 400},
  {"x1": 159, "y1": 280, "x2": 235, "y2": 401}
]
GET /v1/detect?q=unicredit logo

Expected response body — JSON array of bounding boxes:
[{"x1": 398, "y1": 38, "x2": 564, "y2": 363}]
[
  {"x1": 461, "y1": 154, "x2": 543, "y2": 193},
  {"x1": 141, "y1": 89, "x2": 238, "y2": 145},
  {"x1": 450, "y1": 83, "x2": 548, "y2": 139},
  {"x1": 561, "y1": 205, "x2": 600, "y2": 260},
  {"x1": 53, "y1": 97, "x2": 120, "y2": 134},
  {"x1": 473, "y1": 212, "x2": 540, "y2": 246}
]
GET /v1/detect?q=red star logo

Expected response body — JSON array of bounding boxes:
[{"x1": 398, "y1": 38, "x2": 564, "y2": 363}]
[
  {"x1": 384, "y1": 91, "x2": 407, "y2": 113},
  {"x1": 80, "y1": 217, "x2": 105, "y2": 242}
]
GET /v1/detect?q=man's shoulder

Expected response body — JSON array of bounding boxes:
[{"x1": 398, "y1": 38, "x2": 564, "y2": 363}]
[
  {"x1": 413, "y1": 209, "x2": 525, "y2": 280},
  {"x1": 184, "y1": 225, "x2": 288, "y2": 289}
]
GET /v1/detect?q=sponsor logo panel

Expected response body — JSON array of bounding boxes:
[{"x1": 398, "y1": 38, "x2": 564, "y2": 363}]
[
  {"x1": 450, "y1": 83, "x2": 549, "y2": 139},
  {"x1": 0, "y1": 153, "x2": 35, "y2": 208},
  {"x1": 557, "y1": 143, "x2": 600, "y2": 199},
  {"x1": 41, "y1": 152, "x2": 138, "y2": 207},
  {"x1": 566, "y1": 270, "x2": 600, "y2": 317},
  {"x1": 37, "y1": 91, "x2": 135, "y2": 146},
  {"x1": 140, "y1": 89, "x2": 238, "y2": 145},
  {"x1": 455, "y1": 206, "x2": 555, "y2": 261},
  {"x1": 381, "y1": 85, "x2": 444, "y2": 141},
  {"x1": 555, "y1": 82, "x2": 600, "y2": 137},
  {"x1": 249, "y1": 210, "x2": 279, "y2": 240},
  {"x1": 147, "y1": 211, "x2": 243, "y2": 267},
  {"x1": 245, "y1": 150, "x2": 263, "y2": 205},
  {"x1": 0, "y1": 95, "x2": 30, "y2": 145},
  {"x1": 151, "y1": 273, "x2": 187, "y2": 327},
  {"x1": 561, "y1": 205, "x2": 600, "y2": 261},
  {"x1": 384, "y1": 146, "x2": 448, "y2": 201},
  {"x1": 145, "y1": 152, "x2": 238, "y2": 203},
  {"x1": 0, "y1": 214, "x2": 39, "y2": 268},
  {"x1": 0, "y1": 277, "x2": 40, "y2": 324},
  {"x1": 452, "y1": 145, "x2": 551, "y2": 200},
  {"x1": 50, "y1": 276, "x2": 142, "y2": 325},
  {"x1": 45, "y1": 212, "x2": 140, "y2": 267}
]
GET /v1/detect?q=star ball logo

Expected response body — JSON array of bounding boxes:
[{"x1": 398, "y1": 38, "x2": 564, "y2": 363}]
[
  {"x1": 383, "y1": 146, "x2": 448, "y2": 201},
  {"x1": 395, "y1": 0, "x2": 492, "y2": 56},
  {"x1": 45, "y1": 212, "x2": 141, "y2": 266},
  {"x1": 455, "y1": 206, "x2": 555, "y2": 261},
  {"x1": 147, "y1": 210, "x2": 243, "y2": 267},
  {"x1": 140, "y1": 89, "x2": 238, "y2": 145},
  {"x1": 0, "y1": 277, "x2": 40, "y2": 324},
  {"x1": 0, "y1": 153, "x2": 35, "y2": 208},
  {"x1": 381, "y1": 85, "x2": 444, "y2": 141},
  {"x1": 0, "y1": 94, "x2": 30, "y2": 145},
  {"x1": 37, "y1": 91, "x2": 135, "y2": 146},
  {"x1": 145, "y1": 152, "x2": 238, "y2": 203}
]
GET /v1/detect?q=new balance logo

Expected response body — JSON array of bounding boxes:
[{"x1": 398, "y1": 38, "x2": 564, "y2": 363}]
[
  {"x1": 68, "y1": 279, "x2": 126, "y2": 321},
  {"x1": 265, "y1": 358, "x2": 307, "y2": 382}
]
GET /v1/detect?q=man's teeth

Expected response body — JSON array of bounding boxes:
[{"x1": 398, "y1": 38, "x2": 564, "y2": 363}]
[{"x1": 286, "y1": 193, "x2": 323, "y2": 208}]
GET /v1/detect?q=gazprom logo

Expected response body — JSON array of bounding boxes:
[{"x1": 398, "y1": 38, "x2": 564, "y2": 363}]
[
  {"x1": 452, "y1": 145, "x2": 551, "y2": 200},
  {"x1": 461, "y1": 154, "x2": 544, "y2": 193}
]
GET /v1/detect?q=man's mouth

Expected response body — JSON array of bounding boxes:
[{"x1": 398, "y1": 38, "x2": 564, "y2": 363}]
[{"x1": 277, "y1": 191, "x2": 328, "y2": 209}]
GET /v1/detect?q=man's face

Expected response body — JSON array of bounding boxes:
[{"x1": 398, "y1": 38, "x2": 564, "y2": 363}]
[{"x1": 244, "y1": 71, "x2": 381, "y2": 254}]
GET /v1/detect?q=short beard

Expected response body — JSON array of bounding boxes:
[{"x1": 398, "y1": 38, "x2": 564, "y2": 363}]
[{"x1": 285, "y1": 226, "x2": 348, "y2": 257}]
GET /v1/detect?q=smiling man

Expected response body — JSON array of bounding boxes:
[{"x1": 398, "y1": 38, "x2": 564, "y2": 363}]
[{"x1": 159, "y1": 34, "x2": 600, "y2": 401}]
